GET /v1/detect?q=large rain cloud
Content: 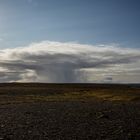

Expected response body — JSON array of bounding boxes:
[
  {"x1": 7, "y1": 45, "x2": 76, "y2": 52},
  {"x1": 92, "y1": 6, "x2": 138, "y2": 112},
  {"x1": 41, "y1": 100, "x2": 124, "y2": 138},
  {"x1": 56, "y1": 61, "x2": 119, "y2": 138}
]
[{"x1": 0, "y1": 41, "x2": 140, "y2": 83}]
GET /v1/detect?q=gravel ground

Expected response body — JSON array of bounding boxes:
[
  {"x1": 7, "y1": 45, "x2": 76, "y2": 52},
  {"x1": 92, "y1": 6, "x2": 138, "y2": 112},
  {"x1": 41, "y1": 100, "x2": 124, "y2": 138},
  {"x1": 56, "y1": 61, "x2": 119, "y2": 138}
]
[{"x1": 0, "y1": 100, "x2": 140, "y2": 140}]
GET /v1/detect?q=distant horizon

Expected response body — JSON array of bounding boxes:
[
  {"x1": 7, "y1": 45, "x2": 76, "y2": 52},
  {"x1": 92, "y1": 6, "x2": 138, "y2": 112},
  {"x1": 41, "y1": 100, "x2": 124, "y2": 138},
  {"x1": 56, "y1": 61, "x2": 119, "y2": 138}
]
[{"x1": 0, "y1": 82, "x2": 140, "y2": 84}]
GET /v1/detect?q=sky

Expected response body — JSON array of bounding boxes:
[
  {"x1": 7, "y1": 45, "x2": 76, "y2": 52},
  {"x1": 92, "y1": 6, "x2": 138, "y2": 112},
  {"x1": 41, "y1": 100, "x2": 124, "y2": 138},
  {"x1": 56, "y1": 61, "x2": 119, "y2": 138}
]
[{"x1": 0, "y1": 0, "x2": 140, "y2": 83}]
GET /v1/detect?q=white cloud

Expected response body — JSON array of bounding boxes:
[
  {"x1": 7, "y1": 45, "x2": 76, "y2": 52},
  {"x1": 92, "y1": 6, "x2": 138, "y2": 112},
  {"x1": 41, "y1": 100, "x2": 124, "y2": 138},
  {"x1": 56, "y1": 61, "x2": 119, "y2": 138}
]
[{"x1": 0, "y1": 41, "x2": 140, "y2": 83}]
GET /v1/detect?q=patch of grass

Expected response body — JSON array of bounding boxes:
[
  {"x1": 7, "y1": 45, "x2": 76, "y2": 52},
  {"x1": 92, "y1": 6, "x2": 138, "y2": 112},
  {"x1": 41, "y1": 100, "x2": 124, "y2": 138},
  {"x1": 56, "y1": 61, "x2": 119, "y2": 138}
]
[
  {"x1": 0, "y1": 84, "x2": 140, "y2": 104},
  {"x1": 85, "y1": 90, "x2": 140, "y2": 101}
]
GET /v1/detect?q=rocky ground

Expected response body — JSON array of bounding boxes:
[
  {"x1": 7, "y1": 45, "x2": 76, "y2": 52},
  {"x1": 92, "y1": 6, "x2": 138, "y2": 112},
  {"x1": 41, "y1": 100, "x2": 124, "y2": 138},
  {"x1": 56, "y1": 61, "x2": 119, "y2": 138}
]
[
  {"x1": 0, "y1": 84, "x2": 140, "y2": 140},
  {"x1": 0, "y1": 101, "x2": 140, "y2": 140}
]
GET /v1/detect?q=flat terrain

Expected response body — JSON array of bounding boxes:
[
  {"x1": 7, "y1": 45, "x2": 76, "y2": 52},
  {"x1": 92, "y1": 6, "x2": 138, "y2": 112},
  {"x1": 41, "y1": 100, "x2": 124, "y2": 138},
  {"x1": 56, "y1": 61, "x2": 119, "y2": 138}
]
[{"x1": 0, "y1": 83, "x2": 140, "y2": 140}]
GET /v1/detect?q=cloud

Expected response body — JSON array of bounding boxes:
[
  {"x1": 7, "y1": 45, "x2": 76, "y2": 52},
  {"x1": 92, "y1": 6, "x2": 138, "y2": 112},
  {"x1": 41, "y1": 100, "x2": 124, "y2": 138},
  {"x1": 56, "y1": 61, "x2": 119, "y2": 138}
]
[{"x1": 0, "y1": 41, "x2": 140, "y2": 83}]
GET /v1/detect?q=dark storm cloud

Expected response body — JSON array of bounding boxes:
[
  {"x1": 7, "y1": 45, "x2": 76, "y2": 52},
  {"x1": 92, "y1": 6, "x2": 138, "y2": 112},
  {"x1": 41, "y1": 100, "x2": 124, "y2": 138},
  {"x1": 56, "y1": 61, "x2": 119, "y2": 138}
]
[{"x1": 0, "y1": 41, "x2": 140, "y2": 83}]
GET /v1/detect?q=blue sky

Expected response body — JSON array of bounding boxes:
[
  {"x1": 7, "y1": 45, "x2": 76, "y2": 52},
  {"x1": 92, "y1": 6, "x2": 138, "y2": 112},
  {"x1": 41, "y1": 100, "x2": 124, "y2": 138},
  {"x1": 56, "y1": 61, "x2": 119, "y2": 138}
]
[{"x1": 0, "y1": 0, "x2": 140, "y2": 48}]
